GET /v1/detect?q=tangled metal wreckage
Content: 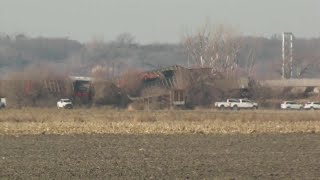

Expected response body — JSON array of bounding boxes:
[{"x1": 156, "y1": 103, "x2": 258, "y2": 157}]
[
  {"x1": 0, "y1": 76, "x2": 95, "y2": 106},
  {"x1": 0, "y1": 65, "x2": 250, "y2": 108},
  {"x1": 128, "y1": 65, "x2": 250, "y2": 109}
]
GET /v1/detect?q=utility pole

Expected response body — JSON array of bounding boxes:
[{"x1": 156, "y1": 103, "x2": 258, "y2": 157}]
[{"x1": 112, "y1": 62, "x2": 115, "y2": 81}]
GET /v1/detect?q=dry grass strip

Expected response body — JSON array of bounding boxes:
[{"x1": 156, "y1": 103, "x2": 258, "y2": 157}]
[{"x1": 0, "y1": 108, "x2": 319, "y2": 135}]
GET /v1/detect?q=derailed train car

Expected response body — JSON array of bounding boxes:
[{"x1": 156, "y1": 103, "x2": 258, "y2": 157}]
[
  {"x1": 69, "y1": 76, "x2": 94, "y2": 104},
  {"x1": 127, "y1": 65, "x2": 188, "y2": 109},
  {"x1": 0, "y1": 75, "x2": 124, "y2": 107},
  {"x1": 0, "y1": 76, "x2": 95, "y2": 107},
  {"x1": 127, "y1": 64, "x2": 252, "y2": 109}
]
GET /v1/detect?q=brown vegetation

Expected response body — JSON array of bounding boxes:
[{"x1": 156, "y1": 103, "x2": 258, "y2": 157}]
[
  {"x1": 1, "y1": 108, "x2": 320, "y2": 135},
  {"x1": 3, "y1": 64, "x2": 70, "y2": 107},
  {"x1": 119, "y1": 70, "x2": 143, "y2": 96},
  {"x1": 92, "y1": 81, "x2": 121, "y2": 106},
  {"x1": 181, "y1": 24, "x2": 251, "y2": 106}
]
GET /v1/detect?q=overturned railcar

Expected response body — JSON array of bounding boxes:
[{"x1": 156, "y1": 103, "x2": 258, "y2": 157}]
[
  {"x1": 0, "y1": 76, "x2": 95, "y2": 107},
  {"x1": 127, "y1": 65, "x2": 187, "y2": 109},
  {"x1": 128, "y1": 64, "x2": 252, "y2": 109}
]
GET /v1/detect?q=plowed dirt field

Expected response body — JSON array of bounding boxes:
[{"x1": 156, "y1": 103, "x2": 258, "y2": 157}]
[{"x1": 1, "y1": 134, "x2": 320, "y2": 179}]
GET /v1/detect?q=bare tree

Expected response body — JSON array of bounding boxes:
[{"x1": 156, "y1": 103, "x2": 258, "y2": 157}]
[
  {"x1": 294, "y1": 56, "x2": 320, "y2": 78},
  {"x1": 115, "y1": 33, "x2": 135, "y2": 46},
  {"x1": 119, "y1": 70, "x2": 143, "y2": 96},
  {"x1": 272, "y1": 55, "x2": 320, "y2": 79},
  {"x1": 182, "y1": 24, "x2": 242, "y2": 79}
]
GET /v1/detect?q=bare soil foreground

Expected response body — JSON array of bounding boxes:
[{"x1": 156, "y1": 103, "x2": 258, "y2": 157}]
[
  {"x1": 1, "y1": 109, "x2": 320, "y2": 179},
  {"x1": 1, "y1": 134, "x2": 320, "y2": 179}
]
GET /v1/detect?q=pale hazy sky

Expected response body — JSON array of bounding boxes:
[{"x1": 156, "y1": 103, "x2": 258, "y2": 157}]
[{"x1": 0, "y1": 0, "x2": 320, "y2": 43}]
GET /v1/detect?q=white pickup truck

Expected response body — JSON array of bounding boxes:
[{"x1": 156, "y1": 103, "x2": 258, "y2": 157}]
[
  {"x1": 304, "y1": 102, "x2": 320, "y2": 110},
  {"x1": 214, "y1": 99, "x2": 239, "y2": 109},
  {"x1": 215, "y1": 99, "x2": 258, "y2": 110},
  {"x1": 230, "y1": 99, "x2": 258, "y2": 110},
  {"x1": 57, "y1": 99, "x2": 73, "y2": 109}
]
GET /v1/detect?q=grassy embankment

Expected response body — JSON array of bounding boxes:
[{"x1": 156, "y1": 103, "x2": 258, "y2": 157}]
[{"x1": 0, "y1": 108, "x2": 319, "y2": 135}]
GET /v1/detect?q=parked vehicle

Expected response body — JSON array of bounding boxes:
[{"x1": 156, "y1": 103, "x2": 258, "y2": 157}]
[
  {"x1": 57, "y1": 99, "x2": 73, "y2": 109},
  {"x1": 304, "y1": 102, "x2": 320, "y2": 110},
  {"x1": 0, "y1": 98, "x2": 6, "y2": 108},
  {"x1": 280, "y1": 101, "x2": 303, "y2": 110},
  {"x1": 229, "y1": 99, "x2": 258, "y2": 110},
  {"x1": 214, "y1": 99, "x2": 239, "y2": 109}
]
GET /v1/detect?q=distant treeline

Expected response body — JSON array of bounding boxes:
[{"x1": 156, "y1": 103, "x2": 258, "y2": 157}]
[{"x1": 0, "y1": 33, "x2": 320, "y2": 79}]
